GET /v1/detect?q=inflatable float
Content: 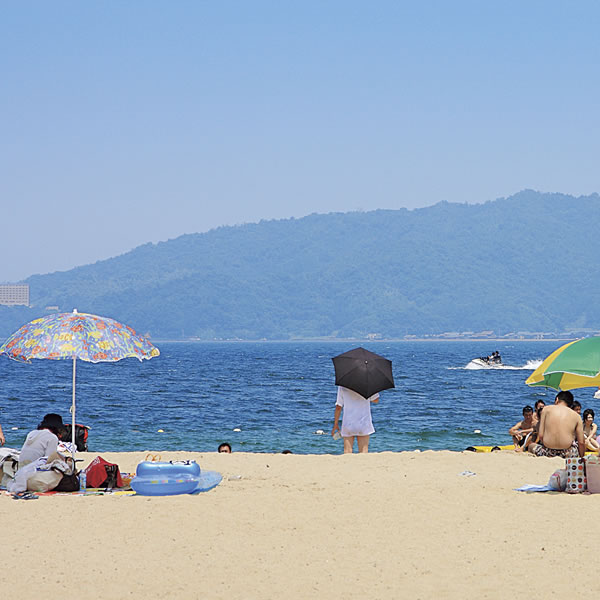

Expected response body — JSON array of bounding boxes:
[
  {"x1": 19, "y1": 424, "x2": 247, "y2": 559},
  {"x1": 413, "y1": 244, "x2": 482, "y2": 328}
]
[
  {"x1": 131, "y1": 460, "x2": 222, "y2": 496},
  {"x1": 465, "y1": 444, "x2": 513, "y2": 453}
]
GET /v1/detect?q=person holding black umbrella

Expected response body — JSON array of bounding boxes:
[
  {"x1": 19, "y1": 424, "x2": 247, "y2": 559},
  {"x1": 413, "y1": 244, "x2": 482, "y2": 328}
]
[
  {"x1": 331, "y1": 347, "x2": 395, "y2": 454},
  {"x1": 332, "y1": 386, "x2": 379, "y2": 453}
]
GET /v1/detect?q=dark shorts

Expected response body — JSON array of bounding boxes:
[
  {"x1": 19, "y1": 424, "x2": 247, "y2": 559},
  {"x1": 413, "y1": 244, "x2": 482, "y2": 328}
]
[{"x1": 530, "y1": 440, "x2": 578, "y2": 458}]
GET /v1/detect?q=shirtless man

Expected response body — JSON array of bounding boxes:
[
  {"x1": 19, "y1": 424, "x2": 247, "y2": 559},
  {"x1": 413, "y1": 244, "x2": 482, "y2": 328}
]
[
  {"x1": 509, "y1": 406, "x2": 535, "y2": 449},
  {"x1": 529, "y1": 391, "x2": 585, "y2": 458}
]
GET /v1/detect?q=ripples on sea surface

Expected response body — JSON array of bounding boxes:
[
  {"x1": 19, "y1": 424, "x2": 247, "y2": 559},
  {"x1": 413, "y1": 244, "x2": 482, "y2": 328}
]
[{"x1": 0, "y1": 340, "x2": 587, "y2": 454}]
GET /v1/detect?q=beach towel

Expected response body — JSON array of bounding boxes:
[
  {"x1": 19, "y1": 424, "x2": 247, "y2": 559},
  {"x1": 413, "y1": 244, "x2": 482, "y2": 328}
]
[{"x1": 514, "y1": 484, "x2": 555, "y2": 493}]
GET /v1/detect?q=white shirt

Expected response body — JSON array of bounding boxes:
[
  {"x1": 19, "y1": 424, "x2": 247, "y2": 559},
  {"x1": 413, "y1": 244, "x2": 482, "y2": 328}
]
[
  {"x1": 19, "y1": 429, "x2": 59, "y2": 466},
  {"x1": 336, "y1": 386, "x2": 379, "y2": 437}
]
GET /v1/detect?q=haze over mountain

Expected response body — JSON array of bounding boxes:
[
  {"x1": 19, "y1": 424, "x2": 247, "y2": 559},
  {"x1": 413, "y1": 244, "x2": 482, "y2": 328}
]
[{"x1": 2, "y1": 190, "x2": 599, "y2": 340}]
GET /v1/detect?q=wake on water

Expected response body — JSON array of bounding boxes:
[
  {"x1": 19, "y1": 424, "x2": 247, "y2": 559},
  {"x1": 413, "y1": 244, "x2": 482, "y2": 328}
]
[
  {"x1": 461, "y1": 358, "x2": 542, "y2": 371},
  {"x1": 447, "y1": 359, "x2": 543, "y2": 371}
]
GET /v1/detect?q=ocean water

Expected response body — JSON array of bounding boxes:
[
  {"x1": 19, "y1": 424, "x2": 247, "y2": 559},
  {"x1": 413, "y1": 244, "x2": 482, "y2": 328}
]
[{"x1": 0, "y1": 340, "x2": 591, "y2": 454}]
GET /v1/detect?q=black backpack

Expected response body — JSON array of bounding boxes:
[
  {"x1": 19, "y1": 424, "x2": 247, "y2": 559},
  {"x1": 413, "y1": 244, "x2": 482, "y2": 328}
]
[{"x1": 61, "y1": 424, "x2": 90, "y2": 452}]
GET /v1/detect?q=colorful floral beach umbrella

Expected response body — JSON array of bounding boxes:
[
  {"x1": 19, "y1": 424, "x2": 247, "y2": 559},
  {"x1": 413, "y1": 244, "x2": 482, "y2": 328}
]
[
  {"x1": 525, "y1": 337, "x2": 600, "y2": 391},
  {"x1": 0, "y1": 310, "x2": 160, "y2": 455}
]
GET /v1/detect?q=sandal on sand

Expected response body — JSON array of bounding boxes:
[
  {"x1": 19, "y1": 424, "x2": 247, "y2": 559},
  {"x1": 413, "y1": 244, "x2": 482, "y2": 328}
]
[{"x1": 11, "y1": 491, "x2": 39, "y2": 500}]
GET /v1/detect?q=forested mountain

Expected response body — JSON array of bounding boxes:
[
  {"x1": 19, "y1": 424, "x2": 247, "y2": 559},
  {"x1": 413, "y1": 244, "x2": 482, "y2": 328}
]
[{"x1": 2, "y1": 190, "x2": 600, "y2": 340}]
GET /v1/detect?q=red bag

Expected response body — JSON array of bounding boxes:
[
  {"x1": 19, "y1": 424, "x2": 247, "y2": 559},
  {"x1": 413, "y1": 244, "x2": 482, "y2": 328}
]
[{"x1": 84, "y1": 456, "x2": 123, "y2": 488}]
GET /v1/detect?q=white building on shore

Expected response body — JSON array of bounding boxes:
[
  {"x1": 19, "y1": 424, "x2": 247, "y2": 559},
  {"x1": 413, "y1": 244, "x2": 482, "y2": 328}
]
[{"x1": 0, "y1": 284, "x2": 30, "y2": 306}]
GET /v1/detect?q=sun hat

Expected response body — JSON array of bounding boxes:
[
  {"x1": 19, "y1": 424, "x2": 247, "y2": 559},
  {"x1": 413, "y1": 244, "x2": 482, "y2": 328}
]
[{"x1": 38, "y1": 413, "x2": 64, "y2": 431}]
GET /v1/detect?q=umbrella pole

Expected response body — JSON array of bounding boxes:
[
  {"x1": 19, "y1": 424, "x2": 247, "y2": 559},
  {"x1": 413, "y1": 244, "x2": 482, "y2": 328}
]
[{"x1": 71, "y1": 356, "x2": 76, "y2": 462}]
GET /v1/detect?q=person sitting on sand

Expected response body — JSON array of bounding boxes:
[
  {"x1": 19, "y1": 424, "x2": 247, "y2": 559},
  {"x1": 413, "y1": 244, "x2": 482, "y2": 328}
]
[
  {"x1": 18, "y1": 413, "x2": 65, "y2": 466},
  {"x1": 509, "y1": 406, "x2": 535, "y2": 449},
  {"x1": 572, "y1": 400, "x2": 582, "y2": 416},
  {"x1": 218, "y1": 442, "x2": 232, "y2": 453},
  {"x1": 526, "y1": 399, "x2": 546, "y2": 433},
  {"x1": 582, "y1": 409, "x2": 600, "y2": 453},
  {"x1": 519, "y1": 404, "x2": 545, "y2": 453},
  {"x1": 331, "y1": 386, "x2": 379, "y2": 454},
  {"x1": 528, "y1": 391, "x2": 584, "y2": 458}
]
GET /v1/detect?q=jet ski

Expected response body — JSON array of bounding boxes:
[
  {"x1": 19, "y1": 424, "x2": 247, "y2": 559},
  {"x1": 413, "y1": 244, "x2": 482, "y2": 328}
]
[{"x1": 470, "y1": 351, "x2": 502, "y2": 368}]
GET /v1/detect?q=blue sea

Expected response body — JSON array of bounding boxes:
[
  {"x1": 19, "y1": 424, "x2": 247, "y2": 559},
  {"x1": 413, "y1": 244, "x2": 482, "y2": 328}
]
[{"x1": 0, "y1": 340, "x2": 590, "y2": 454}]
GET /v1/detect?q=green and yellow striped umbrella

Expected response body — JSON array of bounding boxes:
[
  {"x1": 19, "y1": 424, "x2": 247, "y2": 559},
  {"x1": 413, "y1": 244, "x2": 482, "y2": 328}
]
[{"x1": 525, "y1": 337, "x2": 600, "y2": 391}]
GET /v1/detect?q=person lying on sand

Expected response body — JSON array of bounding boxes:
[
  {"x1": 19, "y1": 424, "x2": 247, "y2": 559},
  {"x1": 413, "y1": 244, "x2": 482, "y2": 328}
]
[
  {"x1": 509, "y1": 406, "x2": 535, "y2": 449},
  {"x1": 528, "y1": 391, "x2": 584, "y2": 458}
]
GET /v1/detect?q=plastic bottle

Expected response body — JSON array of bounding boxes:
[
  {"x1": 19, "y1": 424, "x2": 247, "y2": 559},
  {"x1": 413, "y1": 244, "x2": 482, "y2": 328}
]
[{"x1": 80, "y1": 470, "x2": 87, "y2": 491}]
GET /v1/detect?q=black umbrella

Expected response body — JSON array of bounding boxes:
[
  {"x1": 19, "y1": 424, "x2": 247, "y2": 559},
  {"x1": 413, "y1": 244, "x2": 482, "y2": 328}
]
[{"x1": 332, "y1": 347, "x2": 395, "y2": 399}]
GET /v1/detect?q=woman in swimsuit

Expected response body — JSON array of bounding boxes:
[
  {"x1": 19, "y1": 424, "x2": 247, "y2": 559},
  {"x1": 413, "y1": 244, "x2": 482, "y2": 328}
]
[{"x1": 582, "y1": 409, "x2": 599, "y2": 452}]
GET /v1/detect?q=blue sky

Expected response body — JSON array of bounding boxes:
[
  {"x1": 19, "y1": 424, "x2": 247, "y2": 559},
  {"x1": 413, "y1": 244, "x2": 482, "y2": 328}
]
[{"x1": 1, "y1": 1, "x2": 599, "y2": 281}]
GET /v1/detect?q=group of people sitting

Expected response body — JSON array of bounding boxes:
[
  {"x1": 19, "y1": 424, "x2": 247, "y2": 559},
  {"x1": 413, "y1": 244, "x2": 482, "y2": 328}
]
[{"x1": 509, "y1": 391, "x2": 594, "y2": 458}]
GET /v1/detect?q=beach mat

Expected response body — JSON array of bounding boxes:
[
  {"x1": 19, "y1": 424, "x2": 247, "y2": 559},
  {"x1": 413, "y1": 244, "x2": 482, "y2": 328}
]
[
  {"x1": 2, "y1": 471, "x2": 222, "y2": 497},
  {"x1": 190, "y1": 470, "x2": 222, "y2": 494},
  {"x1": 514, "y1": 484, "x2": 555, "y2": 493},
  {"x1": 25, "y1": 471, "x2": 222, "y2": 497}
]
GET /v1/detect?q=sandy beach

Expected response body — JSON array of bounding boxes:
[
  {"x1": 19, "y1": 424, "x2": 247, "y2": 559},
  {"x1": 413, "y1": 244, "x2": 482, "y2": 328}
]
[{"x1": 1, "y1": 449, "x2": 596, "y2": 599}]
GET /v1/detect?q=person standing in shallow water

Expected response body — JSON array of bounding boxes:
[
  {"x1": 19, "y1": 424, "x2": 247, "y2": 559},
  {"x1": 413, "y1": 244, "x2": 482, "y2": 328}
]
[{"x1": 331, "y1": 386, "x2": 379, "y2": 454}]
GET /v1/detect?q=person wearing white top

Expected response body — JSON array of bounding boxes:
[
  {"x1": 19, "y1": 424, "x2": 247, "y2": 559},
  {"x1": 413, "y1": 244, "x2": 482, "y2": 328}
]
[
  {"x1": 331, "y1": 386, "x2": 379, "y2": 453},
  {"x1": 18, "y1": 413, "x2": 63, "y2": 466}
]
